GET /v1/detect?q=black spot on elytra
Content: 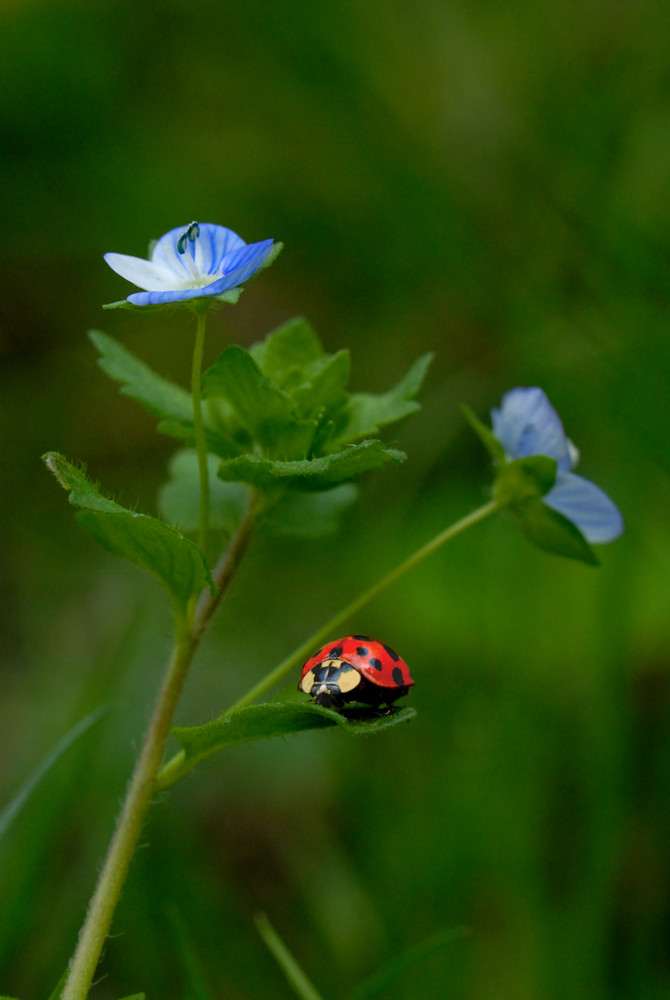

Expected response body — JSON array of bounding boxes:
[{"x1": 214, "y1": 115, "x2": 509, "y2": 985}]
[
  {"x1": 356, "y1": 646, "x2": 369, "y2": 657},
  {"x1": 382, "y1": 643, "x2": 400, "y2": 662},
  {"x1": 392, "y1": 666, "x2": 404, "y2": 686},
  {"x1": 328, "y1": 646, "x2": 343, "y2": 659},
  {"x1": 369, "y1": 657, "x2": 383, "y2": 671},
  {"x1": 352, "y1": 634, "x2": 372, "y2": 641}
]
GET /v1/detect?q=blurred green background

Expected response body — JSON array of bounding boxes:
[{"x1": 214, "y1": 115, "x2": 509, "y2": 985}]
[{"x1": 1, "y1": 0, "x2": 669, "y2": 997}]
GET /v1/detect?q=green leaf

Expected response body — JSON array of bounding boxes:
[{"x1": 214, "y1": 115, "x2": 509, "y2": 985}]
[
  {"x1": 217, "y1": 440, "x2": 405, "y2": 493},
  {"x1": 165, "y1": 904, "x2": 214, "y2": 1000},
  {"x1": 158, "y1": 450, "x2": 250, "y2": 534},
  {"x1": 512, "y1": 497, "x2": 599, "y2": 565},
  {"x1": 155, "y1": 418, "x2": 241, "y2": 458},
  {"x1": 461, "y1": 403, "x2": 506, "y2": 464},
  {"x1": 0, "y1": 705, "x2": 106, "y2": 843},
  {"x1": 203, "y1": 345, "x2": 314, "y2": 459},
  {"x1": 264, "y1": 485, "x2": 358, "y2": 538},
  {"x1": 46, "y1": 969, "x2": 69, "y2": 1000},
  {"x1": 494, "y1": 455, "x2": 558, "y2": 506},
  {"x1": 0, "y1": 995, "x2": 24, "y2": 999},
  {"x1": 254, "y1": 913, "x2": 324, "y2": 1000},
  {"x1": 158, "y1": 702, "x2": 416, "y2": 788},
  {"x1": 349, "y1": 926, "x2": 471, "y2": 1000},
  {"x1": 291, "y1": 349, "x2": 350, "y2": 422},
  {"x1": 116, "y1": 994, "x2": 147, "y2": 999},
  {"x1": 340, "y1": 353, "x2": 433, "y2": 444},
  {"x1": 90, "y1": 330, "x2": 193, "y2": 423},
  {"x1": 43, "y1": 453, "x2": 214, "y2": 603},
  {"x1": 249, "y1": 316, "x2": 325, "y2": 382}
]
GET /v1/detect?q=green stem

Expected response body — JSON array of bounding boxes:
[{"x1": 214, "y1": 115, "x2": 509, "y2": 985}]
[
  {"x1": 60, "y1": 614, "x2": 193, "y2": 1000},
  {"x1": 192, "y1": 309, "x2": 210, "y2": 554},
  {"x1": 254, "y1": 912, "x2": 325, "y2": 1000},
  {"x1": 230, "y1": 498, "x2": 499, "y2": 711},
  {"x1": 60, "y1": 499, "x2": 258, "y2": 1000}
]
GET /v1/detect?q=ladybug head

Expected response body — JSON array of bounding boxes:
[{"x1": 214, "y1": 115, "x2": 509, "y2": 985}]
[{"x1": 299, "y1": 658, "x2": 362, "y2": 708}]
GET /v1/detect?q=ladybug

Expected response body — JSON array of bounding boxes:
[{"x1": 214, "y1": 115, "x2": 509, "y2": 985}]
[{"x1": 298, "y1": 635, "x2": 414, "y2": 709}]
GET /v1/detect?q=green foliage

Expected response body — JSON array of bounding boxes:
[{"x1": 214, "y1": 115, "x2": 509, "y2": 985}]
[
  {"x1": 461, "y1": 404, "x2": 506, "y2": 465},
  {"x1": 511, "y1": 498, "x2": 599, "y2": 566},
  {"x1": 254, "y1": 913, "x2": 324, "y2": 1000},
  {"x1": 159, "y1": 450, "x2": 358, "y2": 538},
  {"x1": 203, "y1": 345, "x2": 314, "y2": 460},
  {"x1": 158, "y1": 703, "x2": 416, "y2": 788},
  {"x1": 349, "y1": 927, "x2": 471, "y2": 1000},
  {"x1": 341, "y1": 352, "x2": 434, "y2": 444},
  {"x1": 494, "y1": 455, "x2": 558, "y2": 504},
  {"x1": 493, "y1": 457, "x2": 598, "y2": 565},
  {"x1": 216, "y1": 440, "x2": 405, "y2": 492},
  {"x1": 91, "y1": 319, "x2": 430, "y2": 507},
  {"x1": 42, "y1": 453, "x2": 214, "y2": 605},
  {"x1": 0, "y1": 706, "x2": 106, "y2": 843},
  {"x1": 464, "y1": 406, "x2": 599, "y2": 566},
  {"x1": 90, "y1": 329, "x2": 193, "y2": 423}
]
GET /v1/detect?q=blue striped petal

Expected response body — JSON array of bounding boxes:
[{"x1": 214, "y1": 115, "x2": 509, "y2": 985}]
[
  {"x1": 545, "y1": 472, "x2": 624, "y2": 543},
  {"x1": 492, "y1": 387, "x2": 573, "y2": 471}
]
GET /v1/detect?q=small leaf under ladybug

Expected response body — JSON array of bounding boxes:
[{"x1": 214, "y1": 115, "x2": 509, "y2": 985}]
[{"x1": 157, "y1": 702, "x2": 416, "y2": 789}]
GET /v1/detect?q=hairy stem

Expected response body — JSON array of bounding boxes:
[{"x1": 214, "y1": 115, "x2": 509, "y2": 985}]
[{"x1": 60, "y1": 498, "x2": 258, "y2": 1000}]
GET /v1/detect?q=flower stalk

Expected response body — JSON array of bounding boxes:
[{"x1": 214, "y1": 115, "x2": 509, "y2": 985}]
[
  {"x1": 230, "y1": 498, "x2": 500, "y2": 710},
  {"x1": 59, "y1": 486, "x2": 259, "y2": 1000}
]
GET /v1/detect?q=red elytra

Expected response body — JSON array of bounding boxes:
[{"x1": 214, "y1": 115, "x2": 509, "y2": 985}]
[{"x1": 299, "y1": 635, "x2": 414, "y2": 693}]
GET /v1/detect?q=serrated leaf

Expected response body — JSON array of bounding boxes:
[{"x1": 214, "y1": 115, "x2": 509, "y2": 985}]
[
  {"x1": 249, "y1": 316, "x2": 324, "y2": 382},
  {"x1": 159, "y1": 450, "x2": 250, "y2": 534},
  {"x1": 217, "y1": 440, "x2": 405, "y2": 492},
  {"x1": 291, "y1": 349, "x2": 350, "y2": 423},
  {"x1": 340, "y1": 353, "x2": 433, "y2": 444},
  {"x1": 90, "y1": 330, "x2": 193, "y2": 423},
  {"x1": 513, "y1": 497, "x2": 599, "y2": 565},
  {"x1": 43, "y1": 453, "x2": 214, "y2": 603},
  {"x1": 203, "y1": 345, "x2": 314, "y2": 458},
  {"x1": 158, "y1": 702, "x2": 416, "y2": 788},
  {"x1": 461, "y1": 403, "x2": 506, "y2": 464}
]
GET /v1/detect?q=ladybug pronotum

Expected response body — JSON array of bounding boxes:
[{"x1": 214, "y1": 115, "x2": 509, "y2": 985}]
[{"x1": 298, "y1": 635, "x2": 414, "y2": 709}]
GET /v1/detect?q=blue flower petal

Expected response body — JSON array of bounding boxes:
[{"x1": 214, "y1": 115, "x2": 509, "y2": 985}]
[
  {"x1": 219, "y1": 239, "x2": 274, "y2": 285},
  {"x1": 197, "y1": 223, "x2": 247, "y2": 273},
  {"x1": 492, "y1": 387, "x2": 573, "y2": 471},
  {"x1": 103, "y1": 252, "x2": 178, "y2": 291},
  {"x1": 127, "y1": 285, "x2": 222, "y2": 306},
  {"x1": 106, "y1": 223, "x2": 274, "y2": 306},
  {"x1": 149, "y1": 224, "x2": 246, "y2": 275},
  {"x1": 125, "y1": 240, "x2": 275, "y2": 305},
  {"x1": 545, "y1": 472, "x2": 624, "y2": 543}
]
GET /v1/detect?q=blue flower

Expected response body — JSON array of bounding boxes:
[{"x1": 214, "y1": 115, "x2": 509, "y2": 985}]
[
  {"x1": 491, "y1": 387, "x2": 624, "y2": 543},
  {"x1": 104, "y1": 222, "x2": 274, "y2": 306}
]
